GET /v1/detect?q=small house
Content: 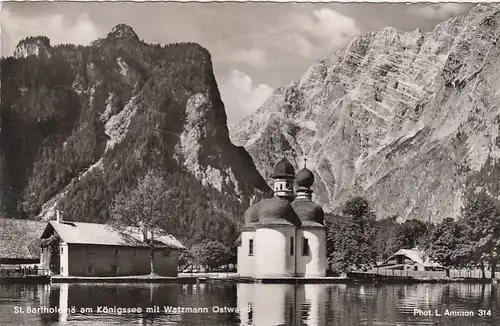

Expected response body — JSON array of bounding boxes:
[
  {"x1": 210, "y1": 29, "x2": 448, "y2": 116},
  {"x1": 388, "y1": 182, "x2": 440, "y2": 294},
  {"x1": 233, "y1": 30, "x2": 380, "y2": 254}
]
[
  {"x1": 39, "y1": 217, "x2": 185, "y2": 277},
  {"x1": 379, "y1": 248, "x2": 443, "y2": 271}
]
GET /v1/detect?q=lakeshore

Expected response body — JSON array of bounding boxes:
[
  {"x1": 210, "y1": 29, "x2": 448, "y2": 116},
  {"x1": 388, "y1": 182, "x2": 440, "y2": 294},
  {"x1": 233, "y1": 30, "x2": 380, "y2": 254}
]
[{"x1": 1, "y1": 271, "x2": 497, "y2": 285}]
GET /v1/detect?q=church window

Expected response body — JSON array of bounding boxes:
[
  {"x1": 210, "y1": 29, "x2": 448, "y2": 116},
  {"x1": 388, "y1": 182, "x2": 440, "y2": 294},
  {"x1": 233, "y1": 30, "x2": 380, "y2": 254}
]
[
  {"x1": 290, "y1": 237, "x2": 294, "y2": 256},
  {"x1": 249, "y1": 239, "x2": 254, "y2": 256},
  {"x1": 302, "y1": 238, "x2": 309, "y2": 256}
]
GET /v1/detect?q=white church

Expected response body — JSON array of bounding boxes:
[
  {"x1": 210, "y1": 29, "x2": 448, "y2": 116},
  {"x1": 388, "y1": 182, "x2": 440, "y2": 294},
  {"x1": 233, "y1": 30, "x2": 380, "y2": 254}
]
[{"x1": 237, "y1": 158, "x2": 327, "y2": 279}]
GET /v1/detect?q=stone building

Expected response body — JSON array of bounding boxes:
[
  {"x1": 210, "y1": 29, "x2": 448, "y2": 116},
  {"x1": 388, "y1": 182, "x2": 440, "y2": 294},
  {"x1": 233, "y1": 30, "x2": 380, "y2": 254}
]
[
  {"x1": 237, "y1": 158, "x2": 327, "y2": 278},
  {"x1": 39, "y1": 214, "x2": 184, "y2": 277}
]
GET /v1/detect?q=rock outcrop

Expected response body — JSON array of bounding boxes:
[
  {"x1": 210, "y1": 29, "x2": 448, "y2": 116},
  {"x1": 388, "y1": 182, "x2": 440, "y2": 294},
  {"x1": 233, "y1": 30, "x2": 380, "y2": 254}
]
[
  {"x1": 14, "y1": 36, "x2": 52, "y2": 59},
  {"x1": 230, "y1": 4, "x2": 500, "y2": 222}
]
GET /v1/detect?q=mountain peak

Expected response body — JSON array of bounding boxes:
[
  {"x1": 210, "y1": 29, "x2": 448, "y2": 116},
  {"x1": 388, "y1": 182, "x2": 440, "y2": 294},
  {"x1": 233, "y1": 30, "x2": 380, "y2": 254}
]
[
  {"x1": 14, "y1": 36, "x2": 52, "y2": 58},
  {"x1": 230, "y1": 3, "x2": 500, "y2": 222},
  {"x1": 16, "y1": 36, "x2": 51, "y2": 47},
  {"x1": 107, "y1": 23, "x2": 139, "y2": 40}
]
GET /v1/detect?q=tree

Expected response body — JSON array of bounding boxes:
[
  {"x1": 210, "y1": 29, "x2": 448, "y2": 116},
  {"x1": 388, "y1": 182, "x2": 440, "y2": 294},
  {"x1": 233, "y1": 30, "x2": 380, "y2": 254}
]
[
  {"x1": 460, "y1": 189, "x2": 500, "y2": 279},
  {"x1": 459, "y1": 156, "x2": 500, "y2": 279},
  {"x1": 192, "y1": 240, "x2": 232, "y2": 271},
  {"x1": 375, "y1": 218, "x2": 431, "y2": 263},
  {"x1": 327, "y1": 197, "x2": 378, "y2": 272},
  {"x1": 400, "y1": 219, "x2": 428, "y2": 249},
  {"x1": 426, "y1": 217, "x2": 464, "y2": 277},
  {"x1": 373, "y1": 215, "x2": 399, "y2": 261},
  {"x1": 108, "y1": 170, "x2": 176, "y2": 276}
]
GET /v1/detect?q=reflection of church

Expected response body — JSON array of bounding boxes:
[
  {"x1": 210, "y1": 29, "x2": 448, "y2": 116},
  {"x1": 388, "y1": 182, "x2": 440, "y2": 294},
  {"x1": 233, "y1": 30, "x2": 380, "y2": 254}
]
[
  {"x1": 237, "y1": 283, "x2": 327, "y2": 326},
  {"x1": 237, "y1": 158, "x2": 327, "y2": 278}
]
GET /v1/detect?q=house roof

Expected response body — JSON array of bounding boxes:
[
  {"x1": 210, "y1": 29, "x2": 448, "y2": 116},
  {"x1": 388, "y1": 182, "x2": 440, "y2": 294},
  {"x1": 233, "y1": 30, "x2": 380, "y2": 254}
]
[
  {"x1": 0, "y1": 217, "x2": 47, "y2": 261},
  {"x1": 42, "y1": 221, "x2": 185, "y2": 249},
  {"x1": 386, "y1": 248, "x2": 442, "y2": 268}
]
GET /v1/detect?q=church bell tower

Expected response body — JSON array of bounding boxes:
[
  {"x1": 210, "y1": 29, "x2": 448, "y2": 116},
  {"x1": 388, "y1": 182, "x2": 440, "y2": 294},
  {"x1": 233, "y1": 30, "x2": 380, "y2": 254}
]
[{"x1": 271, "y1": 158, "x2": 296, "y2": 202}]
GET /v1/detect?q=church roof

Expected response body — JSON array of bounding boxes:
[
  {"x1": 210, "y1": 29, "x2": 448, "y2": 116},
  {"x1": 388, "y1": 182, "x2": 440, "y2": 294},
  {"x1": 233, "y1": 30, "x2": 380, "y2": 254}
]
[
  {"x1": 243, "y1": 197, "x2": 302, "y2": 228},
  {"x1": 291, "y1": 199, "x2": 325, "y2": 227},
  {"x1": 244, "y1": 202, "x2": 260, "y2": 224},
  {"x1": 271, "y1": 158, "x2": 295, "y2": 178},
  {"x1": 257, "y1": 197, "x2": 302, "y2": 227},
  {"x1": 296, "y1": 167, "x2": 315, "y2": 188}
]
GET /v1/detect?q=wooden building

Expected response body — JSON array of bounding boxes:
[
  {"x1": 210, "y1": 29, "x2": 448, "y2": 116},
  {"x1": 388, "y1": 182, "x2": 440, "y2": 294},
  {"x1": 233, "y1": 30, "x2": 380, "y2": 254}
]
[
  {"x1": 379, "y1": 248, "x2": 443, "y2": 271},
  {"x1": 40, "y1": 219, "x2": 184, "y2": 277}
]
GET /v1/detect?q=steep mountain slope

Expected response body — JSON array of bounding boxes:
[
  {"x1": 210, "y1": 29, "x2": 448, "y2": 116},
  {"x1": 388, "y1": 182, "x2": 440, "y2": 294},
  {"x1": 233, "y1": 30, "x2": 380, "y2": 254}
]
[
  {"x1": 1, "y1": 24, "x2": 270, "y2": 243},
  {"x1": 230, "y1": 4, "x2": 500, "y2": 222}
]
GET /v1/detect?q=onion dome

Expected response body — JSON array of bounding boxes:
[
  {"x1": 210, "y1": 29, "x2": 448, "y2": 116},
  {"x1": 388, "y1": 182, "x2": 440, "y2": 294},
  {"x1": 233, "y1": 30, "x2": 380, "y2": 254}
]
[
  {"x1": 244, "y1": 202, "x2": 260, "y2": 224},
  {"x1": 271, "y1": 158, "x2": 295, "y2": 179},
  {"x1": 256, "y1": 197, "x2": 302, "y2": 227},
  {"x1": 296, "y1": 167, "x2": 314, "y2": 188},
  {"x1": 291, "y1": 199, "x2": 325, "y2": 227},
  {"x1": 242, "y1": 202, "x2": 260, "y2": 231}
]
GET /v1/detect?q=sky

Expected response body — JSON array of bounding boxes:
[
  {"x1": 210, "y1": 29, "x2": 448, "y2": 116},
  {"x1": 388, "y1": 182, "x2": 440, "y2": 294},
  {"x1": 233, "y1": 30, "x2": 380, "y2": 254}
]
[{"x1": 1, "y1": 2, "x2": 475, "y2": 125}]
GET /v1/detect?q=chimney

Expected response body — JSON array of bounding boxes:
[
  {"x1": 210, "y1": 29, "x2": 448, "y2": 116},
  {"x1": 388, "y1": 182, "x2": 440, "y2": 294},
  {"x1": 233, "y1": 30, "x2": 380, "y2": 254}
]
[{"x1": 56, "y1": 210, "x2": 62, "y2": 223}]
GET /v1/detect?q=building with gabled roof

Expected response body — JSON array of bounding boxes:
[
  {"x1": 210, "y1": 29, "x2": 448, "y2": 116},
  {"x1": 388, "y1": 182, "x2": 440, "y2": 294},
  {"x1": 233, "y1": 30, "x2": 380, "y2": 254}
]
[
  {"x1": 39, "y1": 215, "x2": 184, "y2": 277},
  {"x1": 379, "y1": 248, "x2": 443, "y2": 271}
]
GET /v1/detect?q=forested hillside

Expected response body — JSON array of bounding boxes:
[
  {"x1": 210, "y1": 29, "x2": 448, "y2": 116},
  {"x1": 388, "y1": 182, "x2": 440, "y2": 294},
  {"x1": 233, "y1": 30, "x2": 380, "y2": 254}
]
[{"x1": 1, "y1": 24, "x2": 270, "y2": 245}]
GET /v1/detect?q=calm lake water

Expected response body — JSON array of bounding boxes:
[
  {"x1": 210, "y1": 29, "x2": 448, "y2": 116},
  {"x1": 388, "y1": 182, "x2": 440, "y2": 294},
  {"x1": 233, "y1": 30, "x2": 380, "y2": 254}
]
[{"x1": 0, "y1": 281, "x2": 498, "y2": 325}]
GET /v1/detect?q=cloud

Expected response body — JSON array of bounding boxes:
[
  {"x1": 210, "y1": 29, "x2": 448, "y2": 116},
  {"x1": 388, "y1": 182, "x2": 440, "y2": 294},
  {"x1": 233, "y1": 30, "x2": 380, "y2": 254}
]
[
  {"x1": 2, "y1": 9, "x2": 100, "y2": 55},
  {"x1": 229, "y1": 48, "x2": 268, "y2": 68},
  {"x1": 286, "y1": 33, "x2": 314, "y2": 57},
  {"x1": 219, "y1": 69, "x2": 273, "y2": 124},
  {"x1": 409, "y1": 4, "x2": 471, "y2": 19},
  {"x1": 289, "y1": 8, "x2": 361, "y2": 56}
]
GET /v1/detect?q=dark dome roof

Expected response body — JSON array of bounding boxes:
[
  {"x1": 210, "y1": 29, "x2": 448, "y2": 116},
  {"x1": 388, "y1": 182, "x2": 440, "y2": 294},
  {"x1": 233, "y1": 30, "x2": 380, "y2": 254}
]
[
  {"x1": 291, "y1": 199, "x2": 325, "y2": 227},
  {"x1": 257, "y1": 197, "x2": 302, "y2": 227},
  {"x1": 296, "y1": 168, "x2": 314, "y2": 187},
  {"x1": 244, "y1": 202, "x2": 260, "y2": 224},
  {"x1": 244, "y1": 197, "x2": 302, "y2": 228},
  {"x1": 271, "y1": 158, "x2": 295, "y2": 178}
]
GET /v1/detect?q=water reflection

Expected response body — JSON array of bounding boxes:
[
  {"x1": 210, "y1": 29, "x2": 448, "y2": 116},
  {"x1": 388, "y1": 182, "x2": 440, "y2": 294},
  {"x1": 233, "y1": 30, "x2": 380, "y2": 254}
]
[
  {"x1": 236, "y1": 283, "x2": 326, "y2": 326},
  {"x1": 0, "y1": 282, "x2": 498, "y2": 325}
]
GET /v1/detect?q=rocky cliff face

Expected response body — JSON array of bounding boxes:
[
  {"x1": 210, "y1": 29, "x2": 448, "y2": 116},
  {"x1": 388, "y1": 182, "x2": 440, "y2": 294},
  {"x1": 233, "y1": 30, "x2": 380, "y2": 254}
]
[
  {"x1": 13, "y1": 36, "x2": 52, "y2": 59},
  {"x1": 230, "y1": 4, "x2": 500, "y2": 222},
  {"x1": 1, "y1": 24, "x2": 270, "y2": 242}
]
